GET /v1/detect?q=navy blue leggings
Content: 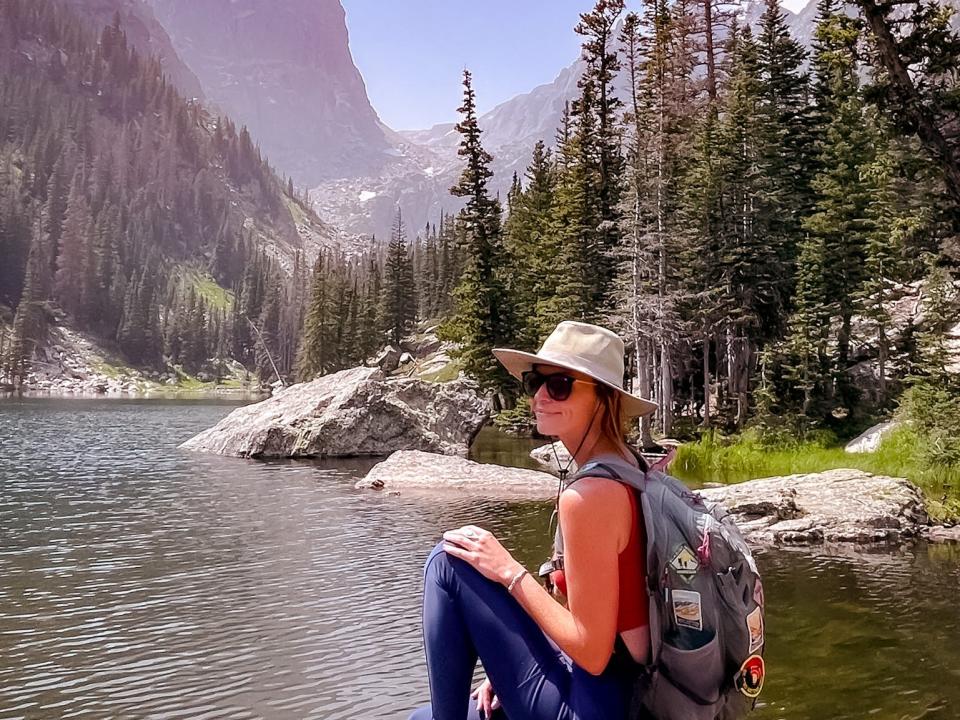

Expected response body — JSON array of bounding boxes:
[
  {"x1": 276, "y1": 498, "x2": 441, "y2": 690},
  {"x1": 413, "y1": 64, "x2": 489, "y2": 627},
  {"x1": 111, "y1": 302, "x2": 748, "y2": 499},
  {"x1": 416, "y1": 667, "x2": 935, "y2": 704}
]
[{"x1": 407, "y1": 542, "x2": 630, "y2": 720}]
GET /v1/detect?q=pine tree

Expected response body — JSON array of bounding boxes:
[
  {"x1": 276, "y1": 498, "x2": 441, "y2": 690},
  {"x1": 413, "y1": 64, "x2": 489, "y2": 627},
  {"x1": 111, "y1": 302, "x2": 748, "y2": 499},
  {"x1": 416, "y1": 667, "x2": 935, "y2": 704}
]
[
  {"x1": 381, "y1": 208, "x2": 417, "y2": 345},
  {"x1": 54, "y1": 173, "x2": 92, "y2": 316},
  {"x1": 440, "y1": 70, "x2": 515, "y2": 391},
  {"x1": 296, "y1": 255, "x2": 331, "y2": 380},
  {"x1": 805, "y1": 0, "x2": 874, "y2": 412},
  {"x1": 573, "y1": 0, "x2": 626, "y2": 313}
]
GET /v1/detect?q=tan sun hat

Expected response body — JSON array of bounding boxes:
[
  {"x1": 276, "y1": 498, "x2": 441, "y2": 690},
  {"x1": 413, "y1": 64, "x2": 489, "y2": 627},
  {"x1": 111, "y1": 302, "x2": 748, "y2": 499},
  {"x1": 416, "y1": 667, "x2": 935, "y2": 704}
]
[{"x1": 493, "y1": 321, "x2": 656, "y2": 417}]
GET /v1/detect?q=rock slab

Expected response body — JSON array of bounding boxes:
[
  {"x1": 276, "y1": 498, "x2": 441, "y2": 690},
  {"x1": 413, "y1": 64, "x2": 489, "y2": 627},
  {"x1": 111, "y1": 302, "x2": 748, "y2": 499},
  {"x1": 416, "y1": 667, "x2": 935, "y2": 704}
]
[
  {"x1": 180, "y1": 366, "x2": 489, "y2": 458},
  {"x1": 698, "y1": 468, "x2": 929, "y2": 545},
  {"x1": 357, "y1": 450, "x2": 558, "y2": 499},
  {"x1": 844, "y1": 420, "x2": 899, "y2": 453}
]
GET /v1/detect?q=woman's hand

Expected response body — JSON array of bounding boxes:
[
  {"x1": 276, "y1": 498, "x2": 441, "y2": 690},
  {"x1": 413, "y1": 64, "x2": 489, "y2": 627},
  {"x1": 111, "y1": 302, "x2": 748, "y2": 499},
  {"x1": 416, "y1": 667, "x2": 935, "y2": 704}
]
[
  {"x1": 471, "y1": 677, "x2": 500, "y2": 718},
  {"x1": 442, "y1": 525, "x2": 523, "y2": 586}
]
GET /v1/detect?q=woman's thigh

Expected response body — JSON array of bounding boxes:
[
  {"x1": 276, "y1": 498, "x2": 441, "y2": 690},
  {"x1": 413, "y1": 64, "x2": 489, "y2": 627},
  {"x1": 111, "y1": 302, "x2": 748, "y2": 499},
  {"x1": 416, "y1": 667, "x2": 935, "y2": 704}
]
[{"x1": 421, "y1": 544, "x2": 627, "y2": 720}]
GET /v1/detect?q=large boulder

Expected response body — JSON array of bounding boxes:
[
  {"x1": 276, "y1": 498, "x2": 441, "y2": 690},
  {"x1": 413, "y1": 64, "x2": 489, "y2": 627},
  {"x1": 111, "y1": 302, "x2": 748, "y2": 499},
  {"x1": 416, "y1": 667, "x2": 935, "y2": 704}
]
[
  {"x1": 179, "y1": 366, "x2": 489, "y2": 458},
  {"x1": 698, "y1": 468, "x2": 928, "y2": 545},
  {"x1": 357, "y1": 450, "x2": 557, "y2": 499}
]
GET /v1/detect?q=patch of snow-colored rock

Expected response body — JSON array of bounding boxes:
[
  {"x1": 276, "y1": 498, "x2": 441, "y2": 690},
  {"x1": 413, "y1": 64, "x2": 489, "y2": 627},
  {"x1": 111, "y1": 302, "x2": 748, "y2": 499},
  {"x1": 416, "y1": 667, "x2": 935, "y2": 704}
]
[
  {"x1": 844, "y1": 420, "x2": 900, "y2": 453},
  {"x1": 356, "y1": 450, "x2": 557, "y2": 499},
  {"x1": 179, "y1": 366, "x2": 489, "y2": 458}
]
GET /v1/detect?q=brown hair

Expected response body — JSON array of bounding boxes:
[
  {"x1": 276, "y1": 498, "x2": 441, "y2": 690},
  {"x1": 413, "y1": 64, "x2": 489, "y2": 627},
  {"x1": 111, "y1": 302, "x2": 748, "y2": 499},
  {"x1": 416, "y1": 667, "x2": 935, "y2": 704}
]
[{"x1": 595, "y1": 383, "x2": 627, "y2": 447}]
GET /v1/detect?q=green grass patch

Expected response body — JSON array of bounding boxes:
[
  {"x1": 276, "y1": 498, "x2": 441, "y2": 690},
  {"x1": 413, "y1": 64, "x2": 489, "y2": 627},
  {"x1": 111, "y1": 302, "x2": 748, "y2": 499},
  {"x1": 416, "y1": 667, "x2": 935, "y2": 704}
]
[
  {"x1": 673, "y1": 427, "x2": 960, "y2": 522},
  {"x1": 284, "y1": 195, "x2": 307, "y2": 226},
  {"x1": 419, "y1": 357, "x2": 463, "y2": 383},
  {"x1": 175, "y1": 266, "x2": 234, "y2": 311}
]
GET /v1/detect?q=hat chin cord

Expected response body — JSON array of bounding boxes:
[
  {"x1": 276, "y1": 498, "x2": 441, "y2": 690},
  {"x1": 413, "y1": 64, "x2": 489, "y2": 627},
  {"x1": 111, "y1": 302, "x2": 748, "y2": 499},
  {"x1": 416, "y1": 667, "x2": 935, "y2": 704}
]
[
  {"x1": 550, "y1": 400, "x2": 600, "y2": 486},
  {"x1": 546, "y1": 400, "x2": 601, "y2": 542}
]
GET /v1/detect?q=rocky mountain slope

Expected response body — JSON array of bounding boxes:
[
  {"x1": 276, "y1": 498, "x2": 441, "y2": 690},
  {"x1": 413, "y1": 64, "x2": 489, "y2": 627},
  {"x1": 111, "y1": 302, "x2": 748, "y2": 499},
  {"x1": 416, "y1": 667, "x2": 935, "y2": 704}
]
[
  {"x1": 144, "y1": 0, "x2": 395, "y2": 186},
  {"x1": 65, "y1": 0, "x2": 204, "y2": 100}
]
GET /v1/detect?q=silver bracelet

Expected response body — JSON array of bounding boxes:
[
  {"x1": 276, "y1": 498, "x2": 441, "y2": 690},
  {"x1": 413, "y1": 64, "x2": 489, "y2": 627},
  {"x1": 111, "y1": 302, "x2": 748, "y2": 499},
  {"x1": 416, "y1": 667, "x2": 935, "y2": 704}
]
[{"x1": 507, "y1": 568, "x2": 529, "y2": 594}]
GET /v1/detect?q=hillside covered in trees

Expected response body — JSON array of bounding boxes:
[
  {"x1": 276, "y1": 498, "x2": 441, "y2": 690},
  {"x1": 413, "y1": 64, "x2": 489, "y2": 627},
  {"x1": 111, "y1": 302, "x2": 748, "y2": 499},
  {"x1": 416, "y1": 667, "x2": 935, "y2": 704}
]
[{"x1": 0, "y1": 0, "x2": 334, "y2": 386}]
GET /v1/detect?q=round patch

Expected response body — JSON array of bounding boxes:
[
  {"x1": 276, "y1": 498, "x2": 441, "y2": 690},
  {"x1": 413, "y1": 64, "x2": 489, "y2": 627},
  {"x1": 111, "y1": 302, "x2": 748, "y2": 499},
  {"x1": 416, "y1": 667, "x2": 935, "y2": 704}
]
[{"x1": 737, "y1": 654, "x2": 765, "y2": 698}]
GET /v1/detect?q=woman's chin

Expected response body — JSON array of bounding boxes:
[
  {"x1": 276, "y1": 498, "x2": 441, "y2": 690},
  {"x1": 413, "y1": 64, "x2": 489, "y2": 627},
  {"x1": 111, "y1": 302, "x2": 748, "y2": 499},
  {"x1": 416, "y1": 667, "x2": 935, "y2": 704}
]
[{"x1": 535, "y1": 417, "x2": 561, "y2": 437}]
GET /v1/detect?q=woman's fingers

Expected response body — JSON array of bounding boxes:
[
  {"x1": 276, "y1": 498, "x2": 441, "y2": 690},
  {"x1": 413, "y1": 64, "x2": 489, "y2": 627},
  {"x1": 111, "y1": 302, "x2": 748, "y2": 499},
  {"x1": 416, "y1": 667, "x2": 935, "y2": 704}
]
[
  {"x1": 441, "y1": 542, "x2": 474, "y2": 563},
  {"x1": 481, "y1": 684, "x2": 495, "y2": 717}
]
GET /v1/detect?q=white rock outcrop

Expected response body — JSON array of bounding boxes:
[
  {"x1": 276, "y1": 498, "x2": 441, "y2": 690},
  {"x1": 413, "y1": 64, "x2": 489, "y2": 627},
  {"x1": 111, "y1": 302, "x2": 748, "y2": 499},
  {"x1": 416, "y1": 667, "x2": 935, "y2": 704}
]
[{"x1": 844, "y1": 420, "x2": 899, "y2": 453}]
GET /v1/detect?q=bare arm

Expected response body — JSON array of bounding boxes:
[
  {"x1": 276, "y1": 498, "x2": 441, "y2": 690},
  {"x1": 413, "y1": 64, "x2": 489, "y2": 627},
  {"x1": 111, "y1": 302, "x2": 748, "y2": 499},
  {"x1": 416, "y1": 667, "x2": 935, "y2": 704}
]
[{"x1": 514, "y1": 478, "x2": 626, "y2": 673}]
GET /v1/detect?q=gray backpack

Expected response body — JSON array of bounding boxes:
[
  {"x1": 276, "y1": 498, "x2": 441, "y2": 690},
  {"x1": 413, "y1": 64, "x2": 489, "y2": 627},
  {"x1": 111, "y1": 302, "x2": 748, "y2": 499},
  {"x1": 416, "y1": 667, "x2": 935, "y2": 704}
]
[{"x1": 554, "y1": 459, "x2": 766, "y2": 720}]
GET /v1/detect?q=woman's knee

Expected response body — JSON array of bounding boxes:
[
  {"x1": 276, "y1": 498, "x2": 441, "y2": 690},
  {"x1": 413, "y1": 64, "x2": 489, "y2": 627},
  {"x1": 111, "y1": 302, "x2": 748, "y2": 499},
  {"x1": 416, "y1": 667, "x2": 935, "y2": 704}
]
[{"x1": 406, "y1": 704, "x2": 433, "y2": 720}]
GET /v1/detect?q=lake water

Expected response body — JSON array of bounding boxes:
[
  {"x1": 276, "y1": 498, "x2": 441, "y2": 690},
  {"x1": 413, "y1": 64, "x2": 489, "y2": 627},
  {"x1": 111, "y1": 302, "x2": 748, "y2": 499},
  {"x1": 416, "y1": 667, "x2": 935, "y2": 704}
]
[{"x1": 1, "y1": 398, "x2": 957, "y2": 719}]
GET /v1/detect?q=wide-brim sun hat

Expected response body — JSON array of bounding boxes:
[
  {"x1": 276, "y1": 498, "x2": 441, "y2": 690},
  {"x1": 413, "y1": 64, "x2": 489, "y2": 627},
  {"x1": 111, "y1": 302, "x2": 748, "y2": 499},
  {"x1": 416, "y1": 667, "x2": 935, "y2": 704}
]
[{"x1": 493, "y1": 321, "x2": 657, "y2": 417}]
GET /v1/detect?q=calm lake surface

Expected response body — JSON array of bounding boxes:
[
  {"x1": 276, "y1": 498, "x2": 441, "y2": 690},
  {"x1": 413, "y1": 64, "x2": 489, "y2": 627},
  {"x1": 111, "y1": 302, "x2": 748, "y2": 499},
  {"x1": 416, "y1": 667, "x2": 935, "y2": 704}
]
[{"x1": 1, "y1": 398, "x2": 958, "y2": 719}]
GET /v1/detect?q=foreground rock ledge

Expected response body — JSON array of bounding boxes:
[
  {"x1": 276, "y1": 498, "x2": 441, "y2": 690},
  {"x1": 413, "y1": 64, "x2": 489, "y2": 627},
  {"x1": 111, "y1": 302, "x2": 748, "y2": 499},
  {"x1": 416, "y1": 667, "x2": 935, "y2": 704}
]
[
  {"x1": 179, "y1": 366, "x2": 488, "y2": 458},
  {"x1": 361, "y1": 457, "x2": 949, "y2": 546},
  {"x1": 357, "y1": 450, "x2": 557, "y2": 499},
  {"x1": 698, "y1": 468, "x2": 929, "y2": 545}
]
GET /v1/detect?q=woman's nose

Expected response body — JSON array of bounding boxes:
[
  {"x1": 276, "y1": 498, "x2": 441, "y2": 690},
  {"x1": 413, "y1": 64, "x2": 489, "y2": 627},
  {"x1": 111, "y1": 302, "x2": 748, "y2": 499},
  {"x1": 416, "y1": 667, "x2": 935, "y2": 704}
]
[{"x1": 533, "y1": 384, "x2": 551, "y2": 408}]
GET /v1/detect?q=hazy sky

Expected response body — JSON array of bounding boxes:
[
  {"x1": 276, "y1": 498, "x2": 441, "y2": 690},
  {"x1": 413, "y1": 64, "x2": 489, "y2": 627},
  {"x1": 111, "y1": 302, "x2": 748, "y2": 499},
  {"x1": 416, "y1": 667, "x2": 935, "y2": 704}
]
[{"x1": 342, "y1": 0, "x2": 811, "y2": 131}]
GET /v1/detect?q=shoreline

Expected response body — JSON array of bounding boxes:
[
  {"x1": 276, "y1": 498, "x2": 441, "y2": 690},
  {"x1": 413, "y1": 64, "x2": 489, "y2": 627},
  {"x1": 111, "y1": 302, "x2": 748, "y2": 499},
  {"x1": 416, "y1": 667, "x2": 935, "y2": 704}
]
[{"x1": 1, "y1": 385, "x2": 269, "y2": 400}]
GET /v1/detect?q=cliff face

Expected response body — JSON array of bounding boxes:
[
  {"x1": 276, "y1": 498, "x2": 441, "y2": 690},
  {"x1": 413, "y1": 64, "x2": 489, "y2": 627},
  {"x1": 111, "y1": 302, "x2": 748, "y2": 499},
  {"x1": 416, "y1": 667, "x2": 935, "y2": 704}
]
[
  {"x1": 144, "y1": 0, "x2": 393, "y2": 185},
  {"x1": 64, "y1": 0, "x2": 204, "y2": 100}
]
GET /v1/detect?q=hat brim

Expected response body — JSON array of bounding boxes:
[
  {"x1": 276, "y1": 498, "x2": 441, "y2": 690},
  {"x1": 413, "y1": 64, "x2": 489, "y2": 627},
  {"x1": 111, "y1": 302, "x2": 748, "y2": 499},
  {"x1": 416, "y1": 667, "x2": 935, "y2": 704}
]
[{"x1": 493, "y1": 348, "x2": 657, "y2": 418}]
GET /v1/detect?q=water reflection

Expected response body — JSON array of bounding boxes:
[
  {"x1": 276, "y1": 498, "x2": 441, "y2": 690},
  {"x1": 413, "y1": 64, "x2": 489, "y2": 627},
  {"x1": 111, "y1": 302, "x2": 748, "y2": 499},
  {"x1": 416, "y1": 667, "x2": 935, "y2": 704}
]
[{"x1": 0, "y1": 398, "x2": 957, "y2": 719}]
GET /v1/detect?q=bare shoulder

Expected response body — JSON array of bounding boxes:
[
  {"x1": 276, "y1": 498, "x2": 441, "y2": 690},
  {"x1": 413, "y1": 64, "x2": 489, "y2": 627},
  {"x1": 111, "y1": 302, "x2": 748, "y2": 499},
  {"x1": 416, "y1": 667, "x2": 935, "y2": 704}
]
[
  {"x1": 559, "y1": 475, "x2": 631, "y2": 516},
  {"x1": 559, "y1": 476, "x2": 632, "y2": 549}
]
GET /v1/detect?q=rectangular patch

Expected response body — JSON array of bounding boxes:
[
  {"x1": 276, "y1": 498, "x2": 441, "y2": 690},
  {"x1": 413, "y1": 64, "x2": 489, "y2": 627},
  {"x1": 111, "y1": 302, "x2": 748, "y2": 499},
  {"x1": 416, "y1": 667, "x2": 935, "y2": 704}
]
[
  {"x1": 672, "y1": 589, "x2": 702, "y2": 630},
  {"x1": 747, "y1": 606, "x2": 764, "y2": 652}
]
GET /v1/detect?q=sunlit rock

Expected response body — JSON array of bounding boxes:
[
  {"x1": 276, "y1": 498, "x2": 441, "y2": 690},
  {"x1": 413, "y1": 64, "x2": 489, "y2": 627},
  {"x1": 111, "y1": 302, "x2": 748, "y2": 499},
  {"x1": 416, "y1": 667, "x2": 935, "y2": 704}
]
[
  {"x1": 357, "y1": 450, "x2": 556, "y2": 499},
  {"x1": 180, "y1": 366, "x2": 489, "y2": 458}
]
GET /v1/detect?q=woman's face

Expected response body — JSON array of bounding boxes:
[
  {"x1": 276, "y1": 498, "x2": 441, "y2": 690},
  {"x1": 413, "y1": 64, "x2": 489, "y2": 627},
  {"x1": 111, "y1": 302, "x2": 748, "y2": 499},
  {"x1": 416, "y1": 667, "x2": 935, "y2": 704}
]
[{"x1": 530, "y1": 364, "x2": 599, "y2": 439}]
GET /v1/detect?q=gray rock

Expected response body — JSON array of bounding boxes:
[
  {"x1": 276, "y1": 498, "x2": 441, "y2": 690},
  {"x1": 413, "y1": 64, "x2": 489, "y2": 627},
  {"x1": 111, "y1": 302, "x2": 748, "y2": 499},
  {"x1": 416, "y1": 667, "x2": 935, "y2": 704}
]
[
  {"x1": 927, "y1": 525, "x2": 960, "y2": 543},
  {"x1": 698, "y1": 468, "x2": 929, "y2": 546},
  {"x1": 375, "y1": 345, "x2": 402, "y2": 373},
  {"x1": 530, "y1": 442, "x2": 577, "y2": 475},
  {"x1": 399, "y1": 352, "x2": 414, "y2": 366},
  {"x1": 402, "y1": 333, "x2": 443, "y2": 358},
  {"x1": 845, "y1": 420, "x2": 899, "y2": 453},
  {"x1": 357, "y1": 450, "x2": 557, "y2": 499},
  {"x1": 179, "y1": 366, "x2": 489, "y2": 458}
]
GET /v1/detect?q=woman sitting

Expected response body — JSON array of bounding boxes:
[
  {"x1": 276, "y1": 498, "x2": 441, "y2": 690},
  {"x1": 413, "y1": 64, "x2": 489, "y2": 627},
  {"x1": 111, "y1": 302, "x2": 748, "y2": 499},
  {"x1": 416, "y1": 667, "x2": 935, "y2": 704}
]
[{"x1": 408, "y1": 321, "x2": 656, "y2": 720}]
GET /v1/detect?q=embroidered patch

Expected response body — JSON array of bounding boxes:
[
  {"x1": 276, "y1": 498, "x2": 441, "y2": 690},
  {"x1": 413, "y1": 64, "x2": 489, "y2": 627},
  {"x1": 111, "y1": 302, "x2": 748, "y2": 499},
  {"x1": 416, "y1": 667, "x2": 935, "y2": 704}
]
[
  {"x1": 753, "y1": 578, "x2": 765, "y2": 609},
  {"x1": 671, "y1": 589, "x2": 702, "y2": 630},
  {"x1": 737, "y1": 655, "x2": 765, "y2": 698},
  {"x1": 746, "y1": 606, "x2": 764, "y2": 653},
  {"x1": 669, "y1": 545, "x2": 700, "y2": 579}
]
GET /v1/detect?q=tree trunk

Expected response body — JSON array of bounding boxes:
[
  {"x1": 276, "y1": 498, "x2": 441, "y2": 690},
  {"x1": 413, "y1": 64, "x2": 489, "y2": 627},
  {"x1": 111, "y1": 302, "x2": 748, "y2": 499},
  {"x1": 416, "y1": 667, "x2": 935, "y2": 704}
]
[
  {"x1": 661, "y1": 340, "x2": 673, "y2": 436},
  {"x1": 702, "y1": 326, "x2": 711, "y2": 427},
  {"x1": 854, "y1": 0, "x2": 960, "y2": 205}
]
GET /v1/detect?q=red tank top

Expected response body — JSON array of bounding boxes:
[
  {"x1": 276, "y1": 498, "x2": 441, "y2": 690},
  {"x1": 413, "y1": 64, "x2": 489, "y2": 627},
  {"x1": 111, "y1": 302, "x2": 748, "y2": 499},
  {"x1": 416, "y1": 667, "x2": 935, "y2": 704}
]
[
  {"x1": 617, "y1": 489, "x2": 648, "y2": 631},
  {"x1": 552, "y1": 488, "x2": 648, "y2": 631}
]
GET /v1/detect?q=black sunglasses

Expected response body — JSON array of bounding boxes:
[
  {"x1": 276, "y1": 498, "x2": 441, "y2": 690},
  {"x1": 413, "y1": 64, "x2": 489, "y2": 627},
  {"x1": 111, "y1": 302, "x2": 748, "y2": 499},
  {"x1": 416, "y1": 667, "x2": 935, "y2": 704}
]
[{"x1": 521, "y1": 370, "x2": 595, "y2": 401}]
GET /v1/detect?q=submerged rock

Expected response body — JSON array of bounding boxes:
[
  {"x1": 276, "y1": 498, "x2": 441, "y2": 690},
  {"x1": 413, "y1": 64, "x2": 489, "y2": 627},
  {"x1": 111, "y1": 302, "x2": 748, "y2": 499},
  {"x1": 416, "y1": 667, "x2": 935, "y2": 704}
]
[
  {"x1": 357, "y1": 450, "x2": 557, "y2": 498},
  {"x1": 180, "y1": 366, "x2": 489, "y2": 458},
  {"x1": 698, "y1": 468, "x2": 928, "y2": 545}
]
